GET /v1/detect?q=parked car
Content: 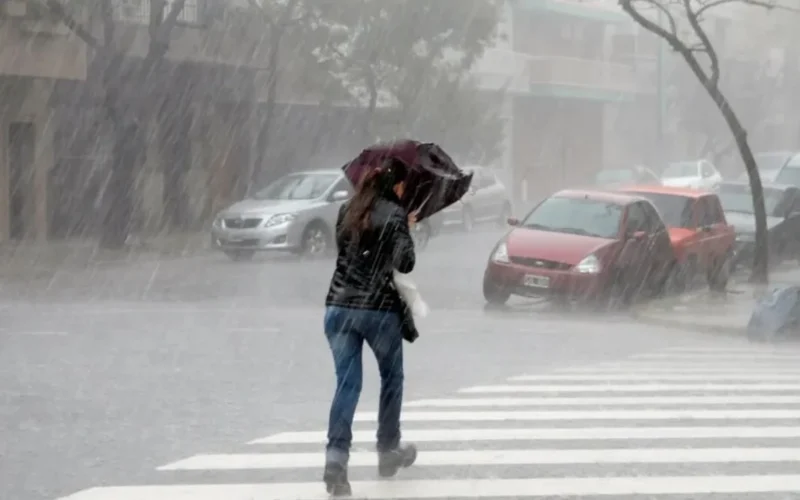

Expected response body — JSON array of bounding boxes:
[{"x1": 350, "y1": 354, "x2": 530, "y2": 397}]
[
  {"x1": 594, "y1": 165, "x2": 661, "y2": 186},
  {"x1": 482, "y1": 189, "x2": 675, "y2": 306},
  {"x1": 211, "y1": 169, "x2": 352, "y2": 260},
  {"x1": 211, "y1": 169, "x2": 435, "y2": 261},
  {"x1": 774, "y1": 153, "x2": 800, "y2": 187},
  {"x1": 617, "y1": 186, "x2": 735, "y2": 291},
  {"x1": 734, "y1": 151, "x2": 794, "y2": 183},
  {"x1": 438, "y1": 166, "x2": 512, "y2": 231},
  {"x1": 715, "y1": 181, "x2": 800, "y2": 270},
  {"x1": 660, "y1": 159, "x2": 722, "y2": 190}
]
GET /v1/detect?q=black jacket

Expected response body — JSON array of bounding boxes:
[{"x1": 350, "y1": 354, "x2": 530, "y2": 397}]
[{"x1": 325, "y1": 192, "x2": 416, "y2": 313}]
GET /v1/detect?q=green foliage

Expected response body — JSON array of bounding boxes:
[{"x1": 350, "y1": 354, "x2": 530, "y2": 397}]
[{"x1": 319, "y1": 0, "x2": 506, "y2": 162}]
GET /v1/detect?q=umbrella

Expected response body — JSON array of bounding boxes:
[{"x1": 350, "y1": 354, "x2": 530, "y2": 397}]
[{"x1": 342, "y1": 140, "x2": 474, "y2": 222}]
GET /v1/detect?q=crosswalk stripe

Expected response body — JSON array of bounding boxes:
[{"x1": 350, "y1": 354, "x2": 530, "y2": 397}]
[
  {"x1": 508, "y1": 373, "x2": 800, "y2": 381},
  {"x1": 559, "y1": 366, "x2": 800, "y2": 373},
  {"x1": 158, "y1": 447, "x2": 800, "y2": 470},
  {"x1": 59, "y1": 345, "x2": 800, "y2": 500},
  {"x1": 57, "y1": 475, "x2": 800, "y2": 499},
  {"x1": 405, "y1": 395, "x2": 800, "y2": 407},
  {"x1": 250, "y1": 425, "x2": 800, "y2": 445},
  {"x1": 460, "y1": 383, "x2": 800, "y2": 393},
  {"x1": 633, "y1": 353, "x2": 800, "y2": 360},
  {"x1": 353, "y1": 409, "x2": 800, "y2": 422}
]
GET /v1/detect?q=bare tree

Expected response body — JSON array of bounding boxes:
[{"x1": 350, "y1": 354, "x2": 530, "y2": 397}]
[
  {"x1": 42, "y1": 0, "x2": 187, "y2": 248},
  {"x1": 618, "y1": 0, "x2": 777, "y2": 283}
]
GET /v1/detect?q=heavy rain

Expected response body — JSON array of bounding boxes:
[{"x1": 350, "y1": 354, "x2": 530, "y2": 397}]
[{"x1": 3, "y1": 0, "x2": 800, "y2": 498}]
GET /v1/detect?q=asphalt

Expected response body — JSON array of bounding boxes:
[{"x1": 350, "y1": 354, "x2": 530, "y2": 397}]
[{"x1": 3, "y1": 225, "x2": 800, "y2": 500}]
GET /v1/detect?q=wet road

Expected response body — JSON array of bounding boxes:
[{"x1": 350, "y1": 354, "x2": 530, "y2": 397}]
[{"x1": 3, "y1": 227, "x2": 800, "y2": 500}]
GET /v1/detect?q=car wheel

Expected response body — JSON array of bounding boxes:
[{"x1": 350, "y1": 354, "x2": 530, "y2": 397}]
[
  {"x1": 708, "y1": 251, "x2": 732, "y2": 292},
  {"x1": 411, "y1": 221, "x2": 431, "y2": 250},
  {"x1": 462, "y1": 206, "x2": 475, "y2": 232},
  {"x1": 667, "y1": 257, "x2": 695, "y2": 294},
  {"x1": 483, "y1": 277, "x2": 510, "y2": 306},
  {"x1": 225, "y1": 250, "x2": 255, "y2": 262},
  {"x1": 497, "y1": 202, "x2": 512, "y2": 227},
  {"x1": 300, "y1": 222, "x2": 332, "y2": 258}
]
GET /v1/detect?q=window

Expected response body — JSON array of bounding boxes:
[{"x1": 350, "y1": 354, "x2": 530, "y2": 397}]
[
  {"x1": 775, "y1": 166, "x2": 800, "y2": 187},
  {"x1": 701, "y1": 162, "x2": 715, "y2": 178},
  {"x1": 330, "y1": 177, "x2": 354, "y2": 197},
  {"x1": 521, "y1": 196, "x2": 623, "y2": 239},
  {"x1": 625, "y1": 203, "x2": 648, "y2": 233},
  {"x1": 114, "y1": 0, "x2": 200, "y2": 25},
  {"x1": 718, "y1": 183, "x2": 783, "y2": 216},
  {"x1": 252, "y1": 173, "x2": 339, "y2": 201},
  {"x1": 662, "y1": 162, "x2": 699, "y2": 179},
  {"x1": 630, "y1": 192, "x2": 694, "y2": 228},
  {"x1": 699, "y1": 196, "x2": 725, "y2": 226},
  {"x1": 640, "y1": 201, "x2": 666, "y2": 233}
]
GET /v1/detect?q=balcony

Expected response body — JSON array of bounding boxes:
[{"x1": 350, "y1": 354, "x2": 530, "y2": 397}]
[
  {"x1": 527, "y1": 56, "x2": 655, "y2": 97},
  {"x1": 0, "y1": 1, "x2": 87, "y2": 80}
]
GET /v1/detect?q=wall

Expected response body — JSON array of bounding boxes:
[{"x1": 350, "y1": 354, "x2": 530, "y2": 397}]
[{"x1": 0, "y1": 77, "x2": 55, "y2": 242}]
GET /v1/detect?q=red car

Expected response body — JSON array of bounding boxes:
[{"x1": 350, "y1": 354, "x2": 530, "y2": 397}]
[
  {"x1": 616, "y1": 186, "x2": 736, "y2": 290},
  {"x1": 483, "y1": 189, "x2": 675, "y2": 306}
]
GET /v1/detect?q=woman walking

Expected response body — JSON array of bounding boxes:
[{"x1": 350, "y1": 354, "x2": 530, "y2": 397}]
[{"x1": 323, "y1": 158, "x2": 418, "y2": 496}]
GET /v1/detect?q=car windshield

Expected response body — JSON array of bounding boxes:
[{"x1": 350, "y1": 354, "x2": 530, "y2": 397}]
[
  {"x1": 252, "y1": 173, "x2": 339, "y2": 200},
  {"x1": 629, "y1": 192, "x2": 693, "y2": 228},
  {"x1": 595, "y1": 169, "x2": 633, "y2": 184},
  {"x1": 775, "y1": 166, "x2": 800, "y2": 187},
  {"x1": 718, "y1": 184, "x2": 783, "y2": 216},
  {"x1": 662, "y1": 162, "x2": 698, "y2": 178},
  {"x1": 755, "y1": 152, "x2": 791, "y2": 171},
  {"x1": 521, "y1": 196, "x2": 623, "y2": 239}
]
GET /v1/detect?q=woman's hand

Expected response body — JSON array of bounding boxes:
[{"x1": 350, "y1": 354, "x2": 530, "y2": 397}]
[{"x1": 407, "y1": 211, "x2": 418, "y2": 229}]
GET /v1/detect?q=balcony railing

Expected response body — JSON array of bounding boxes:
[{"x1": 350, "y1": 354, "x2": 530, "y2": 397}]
[{"x1": 528, "y1": 56, "x2": 654, "y2": 93}]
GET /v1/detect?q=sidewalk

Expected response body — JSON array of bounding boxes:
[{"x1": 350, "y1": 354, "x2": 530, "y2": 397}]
[
  {"x1": 632, "y1": 264, "x2": 800, "y2": 336},
  {"x1": 0, "y1": 232, "x2": 210, "y2": 280}
]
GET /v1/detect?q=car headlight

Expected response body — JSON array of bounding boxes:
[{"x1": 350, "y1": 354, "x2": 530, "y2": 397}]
[
  {"x1": 575, "y1": 254, "x2": 601, "y2": 274},
  {"x1": 265, "y1": 213, "x2": 296, "y2": 227},
  {"x1": 492, "y1": 242, "x2": 510, "y2": 264},
  {"x1": 212, "y1": 215, "x2": 224, "y2": 228}
]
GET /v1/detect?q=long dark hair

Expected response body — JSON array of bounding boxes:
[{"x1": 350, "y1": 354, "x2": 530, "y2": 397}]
[{"x1": 341, "y1": 158, "x2": 409, "y2": 242}]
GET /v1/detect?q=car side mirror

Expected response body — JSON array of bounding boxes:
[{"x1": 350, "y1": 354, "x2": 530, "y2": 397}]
[
  {"x1": 507, "y1": 217, "x2": 520, "y2": 227},
  {"x1": 330, "y1": 190, "x2": 350, "y2": 202}
]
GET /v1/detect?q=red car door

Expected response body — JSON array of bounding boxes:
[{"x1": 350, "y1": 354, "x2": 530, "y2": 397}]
[
  {"x1": 697, "y1": 195, "x2": 732, "y2": 269},
  {"x1": 617, "y1": 202, "x2": 650, "y2": 283}
]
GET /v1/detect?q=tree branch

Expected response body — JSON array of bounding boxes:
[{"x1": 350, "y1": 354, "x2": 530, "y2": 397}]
[
  {"x1": 682, "y1": 0, "x2": 720, "y2": 85},
  {"x1": 42, "y1": 0, "x2": 100, "y2": 49},
  {"x1": 619, "y1": 0, "x2": 686, "y2": 54},
  {"x1": 695, "y1": 0, "x2": 776, "y2": 17},
  {"x1": 161, "y1": 0, "x2": 187, "y2": 34}
]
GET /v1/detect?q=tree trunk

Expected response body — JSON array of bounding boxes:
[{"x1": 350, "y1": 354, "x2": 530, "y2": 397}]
[{"x1": 678, "y1": 54, "x2": 769, "y2": 283}]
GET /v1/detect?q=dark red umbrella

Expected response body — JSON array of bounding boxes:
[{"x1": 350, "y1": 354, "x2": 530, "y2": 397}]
[{"x1": 342, "y1": 140, "x2": 473, "y2": 222}]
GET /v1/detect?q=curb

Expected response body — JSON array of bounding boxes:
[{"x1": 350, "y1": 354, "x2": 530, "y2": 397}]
[{"x1": 631, "y1": 311, "x2": 745, "y2": 337}]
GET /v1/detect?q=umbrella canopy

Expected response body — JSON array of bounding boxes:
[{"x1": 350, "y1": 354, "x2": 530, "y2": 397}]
[{"x1": 342, "y1": 140, "x2": 473, "y2": 222}]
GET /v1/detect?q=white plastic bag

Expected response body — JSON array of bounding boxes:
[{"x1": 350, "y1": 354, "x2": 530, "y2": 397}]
[{"x1": 393, "y1": 270, "x2": 430, "y2": 318}]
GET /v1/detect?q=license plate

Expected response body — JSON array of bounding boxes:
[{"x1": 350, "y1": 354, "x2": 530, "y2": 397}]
[{"x1": 523, "y1": 274, "x2": 550, "y2": 288}]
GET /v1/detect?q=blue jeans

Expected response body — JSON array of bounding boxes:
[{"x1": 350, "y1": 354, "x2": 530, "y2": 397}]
[{"x1": 324, "y1": 306, "x2": 404, "y2": 465}]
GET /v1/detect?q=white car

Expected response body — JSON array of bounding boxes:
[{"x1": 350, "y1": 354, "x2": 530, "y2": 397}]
[{"x1": 660, "y1": 159, "x2": 722, "y2": 190}]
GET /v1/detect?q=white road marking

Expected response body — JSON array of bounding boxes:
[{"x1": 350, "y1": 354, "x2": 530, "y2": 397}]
[
  {"x1": 509, "y1": 373, "x2": 800, "y2": 381},
  {"x1": 226, "y1": 327, "x2": 280, "y2": 333},
  {"x1": 404, "y1": 395, "x2": 800, "y2": 407},
  {"x1": 633, "y1": 352, "x2": 800, "y2": 360},
  {"x1": 159, "y1": 447, "x2": 800, "y2": 471},
  {"x1": 250, "y1": 426, "x2": 800, "y2": 445},
  {"x1": 459, "y1": 383, "x2": 800, "y2": 393},
  {"x1": 5, "y1": 330, "x2": 69, "y2": 336},
  {"x1": 57, "y1": 475, "x2": 800, "y2": 499},
  {"x1": 559, "y1": 365, "x2": 800, "y2": 373},
  {"x1": 353, "y1": 408, "x2": 800, "y2": 422}
]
